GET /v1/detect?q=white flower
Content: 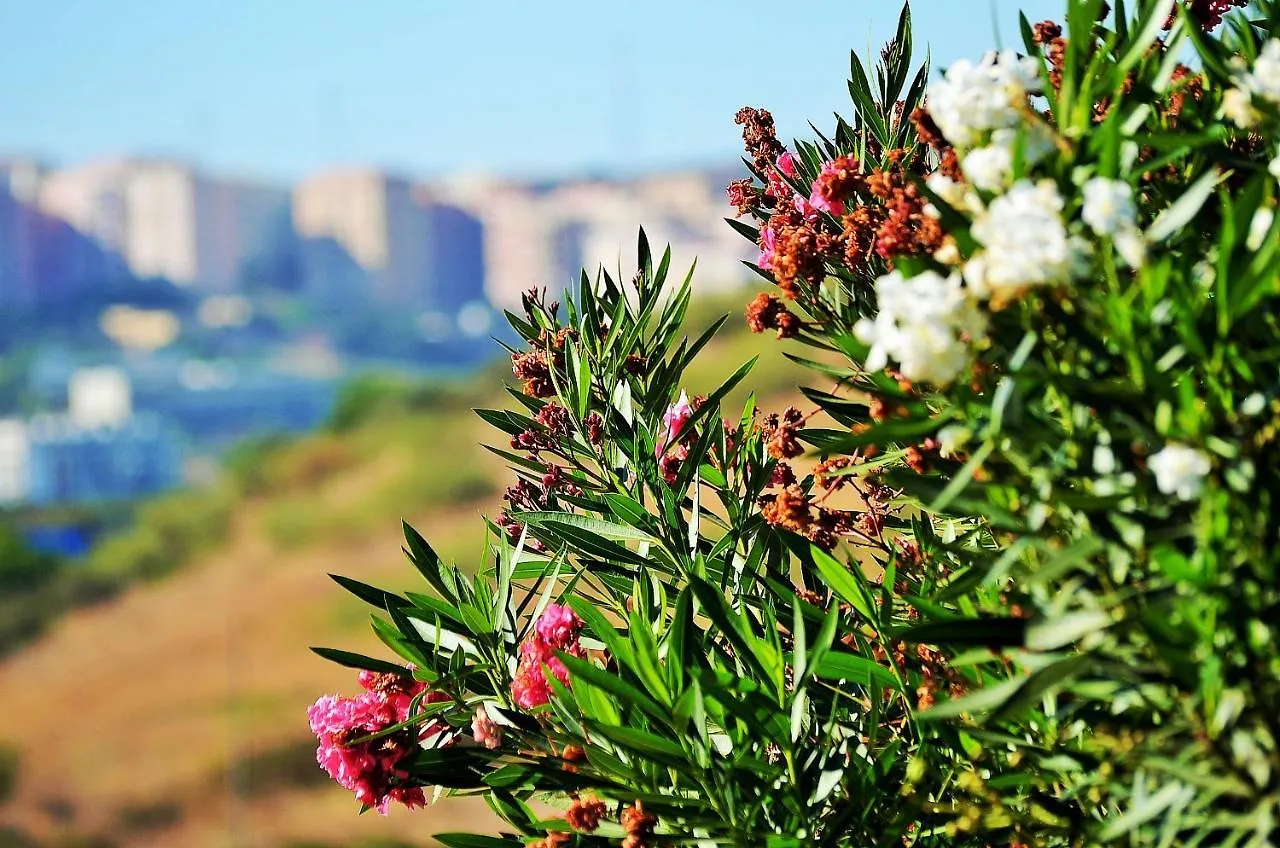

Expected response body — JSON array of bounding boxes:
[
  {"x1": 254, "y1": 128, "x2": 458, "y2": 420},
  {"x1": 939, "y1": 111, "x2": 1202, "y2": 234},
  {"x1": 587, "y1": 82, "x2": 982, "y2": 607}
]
[
  {"x1": 961, "y1": 124, "x2": 1055, "y2": 192},
  {"x1": 968, "y1": 180, "x2": 1088, "y2": 298},
  {"x1": 925, "y1": 173, "x2": 982, "y2": 215},
  {"x1": 1247, "y1": 39, "x2": 1280, "y2": 102},
  {"x1": 1082, "y1": 178, "x2": 1136, "y2": 235},
  {"x1": 1223, "y1": 87, "x2": 1261, "y2": 128},
  {"x1": 937, "y1": 424, "x2": 973, "y2": 458},
  {"x1": 1269, "y1": 154, "x2": 1280, "y2": 179},
  {"x1": 962, "y1": 144, "x2": 1013, "y2": 192},
  {"x1": 934, "y1": 238, "x2": 962, "y2": 265},
  {"x1": 1082, "y1": 179, "x2": 1146, "y2": 267},
  {"x1": 1247, "y1": 206, "x2": 1274, "y2": 251},
  {"x1": 1113, "y1": 228, "x2": 1147, "y2": 269},
  {"x1": 1148, "y1": 443, "x2": 1211, "y2": 501},
  {"x1": 1225, "y1": 40, "x2": 1280, "y2": 127},
  {"x1": 854, "y1": 270, "x2": 987, "y2": 386},
  {"x1": 927, "y1": 51, "x2": 1042, "y2": 149}
]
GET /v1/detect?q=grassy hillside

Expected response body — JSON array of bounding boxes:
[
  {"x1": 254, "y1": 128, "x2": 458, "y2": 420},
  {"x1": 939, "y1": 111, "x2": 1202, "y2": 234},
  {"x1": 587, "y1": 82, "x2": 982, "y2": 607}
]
[{"x1": 0, "y1": 293, "x2": 818, "y2": 848}]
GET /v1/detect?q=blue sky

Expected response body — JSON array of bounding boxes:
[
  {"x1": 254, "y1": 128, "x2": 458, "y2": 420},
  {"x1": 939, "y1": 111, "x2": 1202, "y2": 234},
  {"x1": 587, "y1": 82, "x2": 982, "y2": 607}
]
[{"x1": 0, "y1": 0, "x2": 1060, "y2": 182}]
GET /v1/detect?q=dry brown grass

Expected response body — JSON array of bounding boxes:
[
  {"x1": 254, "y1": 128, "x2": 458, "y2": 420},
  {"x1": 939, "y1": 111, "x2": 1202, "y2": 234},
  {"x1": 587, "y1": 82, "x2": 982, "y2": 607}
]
[{"x1": 0, "y1": 485, "x2": 500, "y2": 847}]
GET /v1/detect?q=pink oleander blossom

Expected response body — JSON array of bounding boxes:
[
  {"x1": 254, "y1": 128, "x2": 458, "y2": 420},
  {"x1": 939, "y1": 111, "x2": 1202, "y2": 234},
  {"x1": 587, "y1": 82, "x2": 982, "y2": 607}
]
[
  {"x1": 308, "y1": 669, "x2": 450, "y2": 814},
  {"x1": 511, "y1": 606, "x2": 587, "y2": 709},
  {"x1": 757, "y1": 226, "x2": 778, "y2": 271},
  {"x1": 793, "y1": 193, "x2": 820, "y2": 220},
  {"x1": 656, "y1": 391, "x2": 694, "y2": 457},
  {"x1": 777, "y1": 151, "x2": 798, "y2": 178},
  {"x1": 535, "y1": 602, "x2": 583, "y2": 645},
  {"x1": 471, "y1": 706, "x2": 503, "y2": 749},
  {"x1": 808, "y1": 155, "x2": 861, "y2": 217},
  {"x1": 808, "y1": 184, "x2": 846, "y2": 216}
]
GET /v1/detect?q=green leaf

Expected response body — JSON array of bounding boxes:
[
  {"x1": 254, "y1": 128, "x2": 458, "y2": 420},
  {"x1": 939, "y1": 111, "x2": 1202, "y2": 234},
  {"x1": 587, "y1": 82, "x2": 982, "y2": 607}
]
[
  {"x1": 309, "y1": 647, "x2": 408, "y2": 675},
  {"x1": 1097, "y1": 781, "x2": 1196, "y2": 840},
  {"x1": 591, "y1": 724, "x2": 690, "y2": 768},
  {"x1": 809, "y1": 545, "x2": 878, "y2": 624},
  {"x1": 1147, "y1": 169, "x2": 1223, "y2": 243},
  {"x1": 812, "y1": 650, "x2": 899, "y2": 689},
  {"x1": 515, "y1": 511, "x2": 656, "y2": 543}
]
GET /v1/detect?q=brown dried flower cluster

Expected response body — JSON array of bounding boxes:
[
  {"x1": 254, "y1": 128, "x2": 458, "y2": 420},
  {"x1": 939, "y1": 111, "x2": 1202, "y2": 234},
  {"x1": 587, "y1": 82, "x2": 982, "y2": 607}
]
[
  {"x1": 745, "y1": 292, "x2": 801, "y2": 338},
  {"x1": 768, "y1": 211, "x2": 836, "y2": 299},
  {"x1": 726, "y1": 177, "x2": 763, "y2": 217},
  {"x1": 735, "y1": 106, "x2": 785, "y2": 173},
  {"x1": 566, "y1": 796, "x2": 608, "y2": 832},
  {"x1": 760, "y1": 406, "x2": 806, "y2": 459},
  {"x1": 620, "y1": 800, "x2": 658, "y2": 848}
]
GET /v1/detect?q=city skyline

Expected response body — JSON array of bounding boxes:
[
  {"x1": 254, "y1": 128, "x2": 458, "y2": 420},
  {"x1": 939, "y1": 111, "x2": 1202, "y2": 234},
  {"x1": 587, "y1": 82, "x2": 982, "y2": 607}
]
[{"x1": 0, "y1": 0, "x2": 1061, "y2": 182}]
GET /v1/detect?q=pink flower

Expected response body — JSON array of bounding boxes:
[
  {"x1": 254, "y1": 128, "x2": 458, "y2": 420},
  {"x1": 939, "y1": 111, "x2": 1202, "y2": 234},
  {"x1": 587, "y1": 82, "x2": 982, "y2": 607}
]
[
  {"x1": 471, "y1": 706, "x2": 503, "y2": 749},
  {"x1": 808, "y1": 185, "x2": 845, "y2": 216},
  {"x1": 510, "y1": 607, "x2": 587, "y2": 709},
  {"x1": 757, "y1": 226, "x2": 778, "y2": 271},
  {"x1": 535, "y1": 602, "x2": 583, "y2": 646},
  {"x1": 793, "y1": 193, "x2": 821, "y2": 220},
  {"x1": 807, "y1": 155, "x2": 860, "y2": 217},
  {"x1": 308, "y1": 668, "x2": 450, "y2": 814},
  {"x1": 657, "y1": 391, "x2": 694, "y2": 457},
  {"x1": 776, "y1": 151, "x2": 798, "y2": 178},
  {"x1": 512, "y1": 667, "x2": 554, "y2": 709}
]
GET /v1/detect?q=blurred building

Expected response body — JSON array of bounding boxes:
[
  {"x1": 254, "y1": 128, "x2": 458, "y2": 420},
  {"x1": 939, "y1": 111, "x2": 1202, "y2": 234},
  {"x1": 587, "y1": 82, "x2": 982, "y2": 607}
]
[
  {"x1": 294, "y1": 169, "x2": 423, "y2": 304},
  {"x1": 24, "y1": 412, "x2": 182, "y2": 506},
  {"x1": 415, "y1": 187, "x2": 486, "y2": 316},
  {"x1": 68, "y1": 366, "x2": 132, "y2": 429},
  {"x1": 37, "y1": 157, "x2": 292, "y2": 293},
  {"x1": 295, "y1": 169, "x2": 486, "y2": 320},
  {"x1": 3, "y1": 157, "x2": 126, "y2": 309},
  {"x1": 0, "y1": 419, "x2": 30, "y2": 504}
]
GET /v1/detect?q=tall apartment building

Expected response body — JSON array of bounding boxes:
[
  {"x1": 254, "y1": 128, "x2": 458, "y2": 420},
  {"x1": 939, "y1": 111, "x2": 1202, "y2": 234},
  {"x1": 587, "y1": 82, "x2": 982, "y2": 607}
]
[
  {"x1": 37, "y1": 158, "x2": 291, "y2": 293},
  {"x1": 3, "y1": 157, "x2": 128, "y2": 308},
  {"x1": 294, "y1": 169, "x2": 485, "y2": 315}
]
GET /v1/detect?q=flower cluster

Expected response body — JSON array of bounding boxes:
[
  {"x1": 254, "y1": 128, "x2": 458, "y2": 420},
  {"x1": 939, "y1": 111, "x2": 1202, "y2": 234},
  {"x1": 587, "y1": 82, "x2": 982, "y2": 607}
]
[
  {"x1": 1224, "y1": 39, "x2": 1280, "y2": 127},
  {"x1": 745, "y1": 292, "x2": 801, "y2": 338},
  {"x1": 511, "y1": 603, "x2": 586, "y2": 708},
  {"x1": 964, "y1": 180, "x2": 1091, "y2": 301},
  {"x1": 1177, "y1": 0, "x2": 1249, "y2": 31},
  {"x1": 1148, "y1": 443, "x2": 1212, "y2": 501},
  {"x1": 925, "y1": 51, "x2": 1042, "y2": 150},
  {"x1": 656, "y1": 391, "x2": 696, "y2": 484},
  {"x1": 855, "y1": 270, "x2": 988, "y2": 386},
  {"x1": 1081, "y1": 177, "x2": 1146, "y2": 268},
  {"x1": 307, "y1": 669, "x2": 450, "y2": 814}
]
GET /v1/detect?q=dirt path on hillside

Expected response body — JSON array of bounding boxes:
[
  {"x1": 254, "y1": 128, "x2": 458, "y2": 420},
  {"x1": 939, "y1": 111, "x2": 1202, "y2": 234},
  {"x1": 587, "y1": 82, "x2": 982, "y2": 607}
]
[{"x1": 0, "y1": 499, "x2": 495, "y2": 847}]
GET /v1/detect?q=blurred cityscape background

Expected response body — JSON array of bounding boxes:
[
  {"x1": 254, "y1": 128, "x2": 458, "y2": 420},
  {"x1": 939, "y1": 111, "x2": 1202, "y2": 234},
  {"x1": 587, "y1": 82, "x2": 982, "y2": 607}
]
[
  {"x1": 0, "y1": 154, "x2": 753, "y2": 511},
  {"x1": 0, "y1": 2, "x2": 1054, "y2": 846}
]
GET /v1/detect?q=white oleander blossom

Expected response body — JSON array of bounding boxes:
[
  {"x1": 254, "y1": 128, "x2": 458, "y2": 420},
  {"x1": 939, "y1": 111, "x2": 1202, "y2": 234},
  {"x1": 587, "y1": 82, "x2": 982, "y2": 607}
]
[
  {"x1": 854, "y1": 270, "x2": 987, "y2": 386},
  {"x1": 1082, "y1": 178, "x2": 1136, "y2": 235},
  {"x1": 937, "y1": 424, "x2": 973, "y2": 458},
  {"x1": 966, "y1": 180, "x2": 1089, "y2": 299},
  {"x1": 1225, "y1": 39, "x2": 1280, "y2": 127},
  {"x1": 961, "y1": 145, "x2": 1014, "y2": 192},
  {"x1": 1148, "y1": 443, "x2": 1211, "y2": 501},
  {"x1": 1270, "y1": 154, "x2": 1280, "y2": 179},
  {"x1": 927, "y1": 50, "x2": 1042, "y2": 149},
  {"x1": 1082, "y1": 177, "x2": 1146, "y2": 268},
  {"x1": 1248, "y1": 206, "x2": 1275, "y2": 251},
  {"x1": 961, "y1": 124, "x2": 1056, "y2": 193}
]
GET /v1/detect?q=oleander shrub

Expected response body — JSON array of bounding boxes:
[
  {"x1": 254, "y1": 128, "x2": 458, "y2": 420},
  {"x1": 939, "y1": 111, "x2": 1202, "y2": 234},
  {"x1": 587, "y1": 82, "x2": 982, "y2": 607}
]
[{"x1": 308, "y1": 1, "x2": 1280, "y2": 845}]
